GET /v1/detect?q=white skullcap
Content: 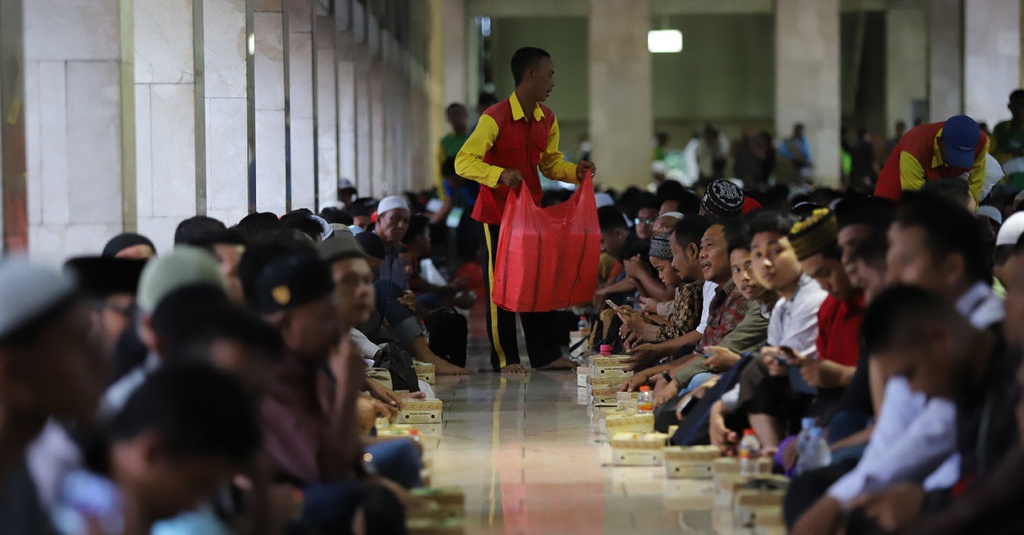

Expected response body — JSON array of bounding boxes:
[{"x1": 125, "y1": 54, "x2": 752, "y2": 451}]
[
  {"x1": 996, "y1": 212, "x2": 1024, "y2": 246},
  {"x1": 651, "y1": 161, "x2": 668, "y2": 174},
  {"x1": 377, "y1": 195, "x2": 410, "y2": 215},
  {"x1": 425, "y1": 198, "x2": 444, "y2": 214},
  {"x1": 658, "y1": 211, "x2": 684, "y2": 220},
  {"x1": 0, "y1": 257, "x2": 76, "y2": 341},
  {"x1": 338, "y1": 178, "x2": 357, "y2": 192},
  {"x1": 977, "y1": 205, "x2": 1003, "y2": 226}
]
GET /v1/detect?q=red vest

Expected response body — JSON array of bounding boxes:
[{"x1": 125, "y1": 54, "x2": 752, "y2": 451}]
[{"x1": 471, "y1": 99, "x2": 557, "y2": 225}]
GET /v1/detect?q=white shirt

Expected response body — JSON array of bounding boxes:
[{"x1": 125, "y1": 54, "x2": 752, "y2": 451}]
[
  {"x1": 26, "y1": 421, "x2": 81, "y2": 511},
  {"x1": 697, "y1": 281, "x2": 718, "y2": 334},
  {"x1": 827, "y1": 282, "x2": 1004, "y2": 508},
  {"x1": 721, "y1": 274, "x2": 827, "y2": 409},
  {"x1": 99, "y1": 353, "x2": 161, "y2": 418}
]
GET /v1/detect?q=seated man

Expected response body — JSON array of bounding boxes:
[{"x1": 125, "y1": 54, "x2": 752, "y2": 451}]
[
  {"x1": 54, "y1": 363, "x2": 262, "y2": 535},
  {"x1": 788, "y1": 194, "x2": 1003, "y2": 533},
  {"x1": 622, "y1": 222, "x2": 751, "y2": 394},
  {"x1": 594, "y1": 206, "x2": 651, "y2": 307},
  {"x1": 796, "y1": 286, "x2": 1017, "y2": 535},
  {"x1": 619, "y1": 217, "x2": 710, "y2": 371},
  {"x1": 708, "y1": 211, "x2": 829, "y2": 451}
]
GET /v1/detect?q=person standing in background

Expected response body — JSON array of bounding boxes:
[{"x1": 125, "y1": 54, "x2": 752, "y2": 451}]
[{"x1": 437, "y1": 103, "x2": 471, "y2": 200}]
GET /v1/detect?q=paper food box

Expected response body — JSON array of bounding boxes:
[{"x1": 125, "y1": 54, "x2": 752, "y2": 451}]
[
  {"x1": 577, "y1": 366, "x2": 590, "y2": 387},
  {"x1": 367, "y1": 367, "x2": 393, "y2": 390},
  {"x1": 733, "y1": 486, "x2": 786, "y2": 527},
  {"x1": 603, "y1": 413, "x2": 654, "y2": 435},
  {"x1": 411, "y1": 487, "x2": 465, "y2": 519},
  {"x1": 400, "y1": 399, "x2": 443, "y2": 424},
  {"x1": 414, "y1": 362, "x2": 436, "y2": 385},
  {"x1": 663, "y1": 445, "x2": 721, "y2": 479},
  {"x1": 610, "y1": 432, "x2": 670, "y2": 466},
  {"x1": 587, "y1": 376, "x2": 624, "y2": 405},
  {"x1": 406, "y1": 518, "x2": 466, "y2": 535}
]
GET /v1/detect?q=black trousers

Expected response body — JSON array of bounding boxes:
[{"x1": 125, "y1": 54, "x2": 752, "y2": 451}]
[{"x1": 479, "y1": 222, "x2": 562, "y2": 370}]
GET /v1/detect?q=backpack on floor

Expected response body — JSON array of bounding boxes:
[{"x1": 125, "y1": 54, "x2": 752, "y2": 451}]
[{"x1": 425, "y1": 307, "x2": 468, "y2": 368}]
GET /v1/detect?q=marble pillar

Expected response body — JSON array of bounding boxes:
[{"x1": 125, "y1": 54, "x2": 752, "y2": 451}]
[
  {"x1": 337, "y1": 32, "x2": 358, "y2": 194},
  {"x1": 254, "y1": 0, "x2": 287, "y2": 215},
  {"x1": 442, "y1": 0, "x2": 468, "y2": 107},
  {"x1": 134, "y1": 0, "x2": 203, "y2": 252},
  {"x1": 964, "y1": 0, "x2": 1020, "y2": 126},
  {"x1": 315, "y1": 16, "x2": 339, "y2": 209},
  {"x1": 203, "y1": 0, "x2": 250, "y2": 225},
  {"x1": 886, "y1": 2, "x2": 928, "y2": 135},
  {"x1": 588, "y1": 0, "x2": 652, "y2": 189},
  {"x1": 775, "y1": 0, "x2": 841, "y2": 187},
  {"x1": 22, "y1": 0, "x2": 131, "y2": 261},
  {"x1": 354, "y1": 53, "x2": 374, "y2": 197},
  {"x1": 370, "y1": 59, "x2": 386, "y2": 197},
  {"x1": 287, "y1": 0, "x2": 316, "y2": 212},
  {"x1": 928, "y1": 0, "x2": 963, "y2": 121}
]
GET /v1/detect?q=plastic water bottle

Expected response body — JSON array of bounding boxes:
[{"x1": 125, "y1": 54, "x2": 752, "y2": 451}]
[
  {"x1": 578, "y1": 316, "x2": 590, "y2": 335},
  {"x1": 739, "y1": 429, "x2": 762, "y2": 478},
  {"x1": 801, "y1": 428, "x2": 832, "y2": 473},
  {"x1": 637, "y1": 386, "x2": 653, "y2": 413},
  {"x1": 794, "y1": 417, "x2": 816, "y2": 475}
]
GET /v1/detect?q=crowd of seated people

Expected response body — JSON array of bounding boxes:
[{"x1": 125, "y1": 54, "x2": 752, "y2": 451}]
[{"x1": 0, "y1": 192, "x2": 481, "y2": 535}]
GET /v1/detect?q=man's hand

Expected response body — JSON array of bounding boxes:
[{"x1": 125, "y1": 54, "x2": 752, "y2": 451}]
[
  {"x1": 703, "y1": 346, "x2": 741, "y2": 373},
  {"x1": 709, "y1": 400, "x2": 739, "y2": 455},
  {"x1": 791, "y1": 497, "x2": 844, "y2": 535},
  {"x1": 624, "y1": 343, "x2": 660, "y2": 372},
  {"x1": 620, "y1": 371, "x2": 652, "y2": 392},
  {"x1": 851, "y1": 483, "x2": 925, "y2": 532},
  {"x1": 652, "y1": 379, "x2": 680, "y2": 410},
  {"x1": 640, "y1": 297, "x2": 659, "y2": 313},
  {"x1": 798, "y1": 359, "x2": 850, "y2": 389},
  {"x1": 623, "y1": 255, "x2": 644, "y2": 278},
  {"x1": 357, "y1": 397, "x2": 398, "y2": 433},
  {"x1": 762, "y1": 346, "x2": 796, "y2": 377},
  {"x1": 577, "y1": 161, "x2": 597, "y2": 181},
  {"x1": 499, "y1": 168, "x2": 523, "y2": 189},
  {"x1": 366, "y1": 378, "x2": 403, "y2": 409}
]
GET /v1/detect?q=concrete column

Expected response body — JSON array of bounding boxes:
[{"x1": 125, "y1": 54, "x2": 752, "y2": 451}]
[
  {"x1": 370, "y1": 59, "x2": 386, "y2": 197},
  {"x1": 22, "y1": 0, "x2": 132, "y2": 260},
  {"x1": 337, "y1": 32, "x2": 358, "y2": 194},
  {"x1": 775, "y1": 0, "x2": 841, "y2": 187},
  {"x1": 442, "y1": 0, "x2": 468, "y2": 107},
  {"x1": 315, "y1": 16, "x2": 339, "y2": 209},
  {"x1": 928, "y1": 0, "x2": 963, "y2": 121},
  {"x1": 203, "y1": 0, "x2": 250, "y2": 225},
  {"x1": 287, "y1": 0, "x2": 316, "y2": 211},
  {"x1": 886, "y1": 2, "x2": 928, "y2": 135},
  {"x1": 588, "y1": 0, "x2": 652, "y2": 188},
  {"x1": 964, "y1": 0, "x2": 1020, "y2": 126},
  {"x1": 354, "y1": 54, "x2": 373, "y2": 196},
  {"x1": 134, "y1": 0, "x2": 204, "y2": 252},
  {"x1": 254, "y1": 1, "x2": 287, "y2": 215}
]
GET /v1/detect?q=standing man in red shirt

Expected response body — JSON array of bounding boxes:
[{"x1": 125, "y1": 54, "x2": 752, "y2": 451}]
[
  {"x1": 456, "y1": 47, "x2": 596, "y2": 374},
  {"x1": 873, "y1": 115, "x2": 988, "y2": 202}
]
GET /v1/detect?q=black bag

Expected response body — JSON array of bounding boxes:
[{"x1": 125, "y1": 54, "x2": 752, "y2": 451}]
[
  {"x1": 425, "y1": 307, "x2": 468, "y2": 368},
  {"x1": 374, "y1": 344, "x2": 420, "y2": 392}
]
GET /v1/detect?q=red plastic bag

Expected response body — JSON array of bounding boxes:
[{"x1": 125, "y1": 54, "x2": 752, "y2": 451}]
[{"x1": 492, "y1": 172, "x2": 601, "y2": 312}]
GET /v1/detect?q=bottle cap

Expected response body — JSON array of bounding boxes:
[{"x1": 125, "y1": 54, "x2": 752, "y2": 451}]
[
  {"x1": 639, "y1": 386, "x2": 651, "y2": 392},
  {"x1": 743, "y1": 429, "x2": 756, "y2": 436},
  {"x1": 810, "y1": 427, "x2": 823, "y2": 439},
  {"x1": 600, "y1": 344, "x2": 613, "y2": 353},
  {"x1": 801, "y1": 417, "x2": 815, "y2": 430}
]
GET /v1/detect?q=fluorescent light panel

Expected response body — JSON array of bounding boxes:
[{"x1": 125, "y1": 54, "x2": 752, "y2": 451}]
[{"x1": 648, "y1": 29, "x2": 682, "y2": 53}]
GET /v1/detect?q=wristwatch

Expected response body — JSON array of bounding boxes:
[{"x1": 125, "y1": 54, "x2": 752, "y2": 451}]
[{"x1": 661, "y1": 370, "x2": 673, "y2": 384}]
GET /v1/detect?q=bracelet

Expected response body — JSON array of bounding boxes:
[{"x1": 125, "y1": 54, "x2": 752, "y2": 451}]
[{"x1": 661, "y1": 370, "x2": 673, "y2": 384}]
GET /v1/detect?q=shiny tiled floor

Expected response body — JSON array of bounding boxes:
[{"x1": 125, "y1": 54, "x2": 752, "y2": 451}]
[{"x1": 426, "y1": 342, "x2": 747, "y2": 535}]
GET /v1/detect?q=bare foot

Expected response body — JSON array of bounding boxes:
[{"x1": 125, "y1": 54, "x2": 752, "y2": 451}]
[
  {"x1": 436, "y1": 362, "x2": 471, "y2": 375},
  {"x1": 400, "y1": 391, "x2": 427, "y2": 400},
  {"x1": 537, "y1": 357, "x2": 578, "y2": 371},
  {"x1": 500, "y1": 363, "x2": 528, "y2": 375}
]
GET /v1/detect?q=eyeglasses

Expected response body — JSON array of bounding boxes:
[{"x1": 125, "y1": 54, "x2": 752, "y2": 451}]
[{"x1": 634, "y1": 218, "x2": 656, "y2": 226}]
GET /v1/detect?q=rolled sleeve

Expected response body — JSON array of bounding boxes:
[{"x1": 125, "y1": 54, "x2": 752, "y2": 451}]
[
  {"x1": 967, "y1": 137, "x2": 990, "y2": 201},
  {"x1": 827, "y1": 377, "x2": 958, "y2": 508},
  {"x1": 455, "y1": 115, "x2": 504, "y2": 188},
  {"x1": 538, "y1": 117, "x2": 579, "y2": 184}
]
